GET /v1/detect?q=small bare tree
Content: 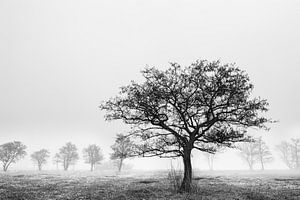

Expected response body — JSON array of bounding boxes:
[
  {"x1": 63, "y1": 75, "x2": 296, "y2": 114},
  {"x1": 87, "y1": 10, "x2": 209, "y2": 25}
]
[
  {"x1": 237, "y1": 142, "x2": 258, "y2": 170},
  {"x1": 56, "y1": 142, "x2": 79, "y2": 171},
  {"x1": 31, "y1": 149, "x2": 50, "y2": 171},
  {"x1": 276, "y1": 138, "x2": 300, "y2": 170},
  {"x1": 0, "y1": 141, "x2": 27, "y2": 171},
  {"x1": 53, "y1": 153, "x2": 60, "y2": 170},
  {"x1": 276, "y1": 141, "x2": 294, "y2": 169},
  {"x1": 83, "y1": 144, "x2": 104, "y2": 171},
  {"x1": 110, "y1": 134, "x2": 134, "y2": 172},
  {"x1": 291, "y1": 138, "x2": 300, "y2": 169},
  {"x1": 256, "y1": 137, "x2": 273, "y2": 170}
]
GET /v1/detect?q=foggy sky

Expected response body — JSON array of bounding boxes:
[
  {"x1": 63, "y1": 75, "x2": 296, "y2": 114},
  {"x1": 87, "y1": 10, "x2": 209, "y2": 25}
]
[{"x1": 0, "y1": 0, "x2": 299, "y2": 170}]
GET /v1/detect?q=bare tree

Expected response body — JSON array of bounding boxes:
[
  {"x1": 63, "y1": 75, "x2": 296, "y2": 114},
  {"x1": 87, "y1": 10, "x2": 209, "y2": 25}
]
[
  {"x1": 0, "y1": 141, "x2": 27, "y2": 171},
  {"x1": 31, "y1": 149, "x2": 50, "y2": 171},
  {"x1": 100, "y1": 60, "x2": 271, "y2": 192},
  {"x1": 237, "y1": 142, "x2": 258, "y2": 170},
  {"x1": 56, "y1": 142, "x2": 79, "y2": 171},
  {"x1": 110, "y1": 134, "x2": 134, "y2": 172},
  {"x1": 276, "y1": 139, "x2": 300, "y2": 170},
  {"x1": 276, "y1": 141, "x2": 294, "y2": 169},
  {"x1": 291, "y1": 138, "x2": 300, "y2": 169},
  {"x1": 256, "y1": 137, "x2": 273, "y2": 170},
  {"x1": 238, "y1": 138, "x2": 272, "y2": 170},
  {"x1": 83, "y1": 144, "x2": 104, "y2": 171}
]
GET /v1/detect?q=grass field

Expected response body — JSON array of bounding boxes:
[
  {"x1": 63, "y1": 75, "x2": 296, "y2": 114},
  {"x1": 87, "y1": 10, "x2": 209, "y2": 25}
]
[{"x1": 0, "y1": 170, "x2": 299, "y2": 200}]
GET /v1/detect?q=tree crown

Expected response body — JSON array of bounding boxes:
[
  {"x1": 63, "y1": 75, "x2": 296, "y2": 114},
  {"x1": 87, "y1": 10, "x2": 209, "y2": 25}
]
[
  {"x1": 31, "y1": 149, "x2": 50, "y2": 164},
  {"x1": 101, "y1": 60, "x2": 271, "y2": 158},
  {"x1": 57, "y1": 142, "x2": 79, "y2": 164},
  {"x1": 0, "y1": 141, "x2": 27, "y2": 163},
  {"x1": 83, "y1": 144, "x2": 104, "y2": 164},
  {"x1": 110, "y1": 134, "x2": 134, "y2": 160}
]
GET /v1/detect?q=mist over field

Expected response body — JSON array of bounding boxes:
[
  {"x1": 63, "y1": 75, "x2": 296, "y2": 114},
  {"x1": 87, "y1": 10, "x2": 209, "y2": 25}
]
[
  {"x1": 1, "y1": 0, "x2": 299, "y2": 172},
  {"x1": 0, "y1": 0, "x2": 300, "y2": 199}
]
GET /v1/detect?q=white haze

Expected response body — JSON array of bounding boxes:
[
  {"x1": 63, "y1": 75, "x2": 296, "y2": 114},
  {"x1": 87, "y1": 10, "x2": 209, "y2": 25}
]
[{"x1": 0, "y1": 0, "x2": 299, "y2": 171}]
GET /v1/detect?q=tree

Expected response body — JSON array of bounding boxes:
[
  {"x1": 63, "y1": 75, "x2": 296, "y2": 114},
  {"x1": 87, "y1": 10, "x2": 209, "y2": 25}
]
[
  {"x1": 276, "y1": 141, "x2": 294, "y2": 169},
  {"x1": 56, "y1": 142, "x2": 79, "y2": 171},
  {"x1": 0, "y1": 141, "x2": 27, "y2": 171},
  {"x1": 256, "y1": 137, "x2": 273, "y2": 170},
  {"x1": 100, "y1": 60, "x2": 271, "y2": 192},
  {"x1": 291, "y1": 138, "x2": 300, "y2": 169},
  {"x1": 83, "y1": 144, "x2": 104, "y2": 171},
  {"x1": 276, "y1": 139, "x2": 300, "y2": 170},
  {"x1": 237, "y1": 142, "x2": 258, "y2": 170},
  {"x1": 110, "y1": 134, "x2": 134, "y2": 172},
  {"x1": 238, "y1": 138, "x2": 273, "y2": 170},
  {"x1": 31, "y1": 149, "x2": 50, "y2": 171},
  {"x1": 203, "y1": 144, "x2": 223, "y2": 171}
]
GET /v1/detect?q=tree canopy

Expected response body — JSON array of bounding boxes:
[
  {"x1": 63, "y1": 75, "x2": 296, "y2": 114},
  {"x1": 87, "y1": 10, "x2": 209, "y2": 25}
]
[
  {"x1": 276, "y1": 138, "x2": 300, "y2": 169},
  {"x1": 83, "y1": 144, "x2": 104, "y2": 171},
  {"x1": 56, "y1": 142, "x2": 79, "y2": 171},
  {"x1": 0, "y1": 141, "x2": 27, "y2": 171},
  {"x1": 31, "y1": 149, "x2": 50, "y2": 171},
  {"x1": 110, "y1": 134, "x2": 134, "y2": 172},
  {"x1": 237, "y1": 137, "x2": 273, "y2": 170}
]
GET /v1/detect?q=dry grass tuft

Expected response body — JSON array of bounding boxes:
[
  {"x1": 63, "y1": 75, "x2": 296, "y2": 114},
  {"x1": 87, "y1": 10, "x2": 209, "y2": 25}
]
[{"x1": 167, "y1": 166, "x2": 183, "y2": 192}]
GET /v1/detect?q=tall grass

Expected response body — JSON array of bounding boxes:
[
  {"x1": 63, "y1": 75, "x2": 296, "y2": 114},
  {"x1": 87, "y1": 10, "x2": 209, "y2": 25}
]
[
  {"x1": 167, "y1": 163, "x2": 202, "y2": 194},
  {"x1": 167, "y1": 163, "x2": 183, "y2": 192}
]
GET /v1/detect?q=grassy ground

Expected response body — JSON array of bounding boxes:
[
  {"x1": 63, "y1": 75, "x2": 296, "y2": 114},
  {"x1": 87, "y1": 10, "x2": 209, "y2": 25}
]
[{"x1": 0, "y1": 170, "x2": 299, "y2": 200}]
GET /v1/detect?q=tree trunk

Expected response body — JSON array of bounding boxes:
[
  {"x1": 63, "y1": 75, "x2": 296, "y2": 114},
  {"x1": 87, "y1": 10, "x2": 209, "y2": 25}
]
[
  {"x1": 180, "y1": 148, "x2": 192, "y2": 192},
  {"x1": 118, "y1": 158, "x2": 123, "y2": 172},
  {"x1": 90, "y1": 163, "x2": 94, "y2": 171},
  {"x1": 64, "y1": 161, "x2": 69, "y2": 171},
  {"x1": 260, "y1": 158, "x2": 264, "y2": 170},
  {"x1": 249, "y1": 163, "x2": 253, "y2": 170},
  {"x1": 3, "y1": 164, "x2": 7, "y2": 172},
  {"x1": 248, "y1": 157, "x2": 253, "y2": 170},
  {"x1": 295, "y1": 148, "x2": 299, "y2": 169}
]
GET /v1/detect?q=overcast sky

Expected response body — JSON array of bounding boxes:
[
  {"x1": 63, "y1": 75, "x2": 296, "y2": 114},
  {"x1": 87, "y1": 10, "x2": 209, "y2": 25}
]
[{"x1": 0, "y1": 0, "x2": 299, "y2": 171}]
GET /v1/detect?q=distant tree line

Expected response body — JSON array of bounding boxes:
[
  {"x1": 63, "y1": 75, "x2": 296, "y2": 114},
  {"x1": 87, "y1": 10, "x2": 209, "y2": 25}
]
[
  {"x1": 203, "y1": 137, "x2": 300, "y2": 171},
  {"x1": 0, "y1": 137, "x2": 299, "y2": 172},
  {"x1": 0, "y1": 135, "x2": 133, "y2": 172}
]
